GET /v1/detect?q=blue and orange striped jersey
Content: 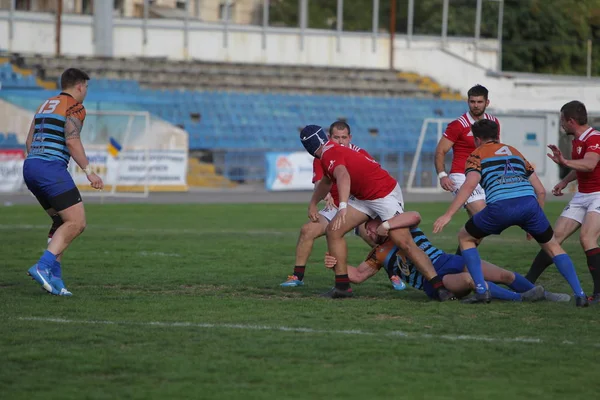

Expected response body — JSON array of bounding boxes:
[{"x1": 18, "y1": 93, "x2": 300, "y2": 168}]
[
  {"x1": 27, "y1": 93, "x2": 86, "y2": 166},
  {"x1": 365, "y1": 227, "x2": 444, "y2": 290},
  {"x1": 465, "y1": 142, "x2": 535, "y2": 204}
]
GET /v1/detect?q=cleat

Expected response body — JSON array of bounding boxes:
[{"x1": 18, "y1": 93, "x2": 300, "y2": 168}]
[
  {"x1": 588, "y1": 293, "x2": 600, "y2": 305},
  {"x1": 544, "y1": 291, "x2": 571, "y2": 302},
  {"x1": 520, "y1": 285, "x2": 545, "y2": 302},
  {"x1": 390, "y1": 275, "x2": 406, "y2": 291},
  {"x1": 437, "y1": 287, "x2": 457, "y2": 302},
  {"x1": 461, "y1": 290, "x2": 492, "y2": 304},
  {"x1": 27, "y1": 264, "x2": 54, "y2": 294},
  {"x1": 576, "y1": 296, "x2": 589, "y2": 308},
  {"x1": 280, "y1": 275, "x2": 304, "y2": 287},
  {"x1": 50, "y1": 276, "x2": 72, "y2": 297},
  {"x1": 320, "y1": 287, "x2": 353, "y2": 299}
]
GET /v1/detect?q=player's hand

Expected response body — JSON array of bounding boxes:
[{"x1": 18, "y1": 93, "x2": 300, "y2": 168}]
[
  {"x1": 376, "y1": 223, "x2": 389, "y2": 236},
  {"x1": 308, "y1": 203, "x2": 319, "y2": 222},
  {"x1": 324, "y1": 252, "x2": 337, "y2": 269},
  {"x1": 547, "y1": 144, "x2": 567, "y2": 166},
  {"x1": 331, "y1": 208, "x2": 347, "y2": 231},
  {"x1": 433, "y1": 214, "x2": 451, "y2": 233},
  {"x1": 324, "y1": 193, "x2": 336, "y2": 209},
  {"x1": 552, "y1": 180, "x2": 568, "y2": 196},
  {"x1": 87, "y1": 173, "x2": 104, "y2": 190},
  {"x1": 440, "y1": 176, "x2": 455, "y2": 192}
]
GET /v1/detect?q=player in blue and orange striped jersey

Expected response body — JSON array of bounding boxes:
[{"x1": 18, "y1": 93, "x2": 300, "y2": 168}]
[
  {"x1": 23, "y1": 68, "x2": 103, "y2": 297},
  {"x1": 433, "y1": 119, "x2": 588, "y2": 306}
]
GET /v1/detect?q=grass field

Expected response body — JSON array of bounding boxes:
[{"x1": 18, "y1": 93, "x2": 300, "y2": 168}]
[{"x1": 1, "y1": 202, "x2": 599, "y2": 400}]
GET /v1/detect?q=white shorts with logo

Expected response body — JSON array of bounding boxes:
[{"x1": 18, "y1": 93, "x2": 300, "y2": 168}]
[
  {"x1": 560, "y1": 191, "x2": 600, "y2": 224},
  {"x1": 449, "y1": 173, "x2": 486, "y2": 204},
  {"x1": 318, "y1": 205, "x2": 338, "y2": 222},
  {"x1": 348, "y1": 183, "x2": 404, "y2": 221}
]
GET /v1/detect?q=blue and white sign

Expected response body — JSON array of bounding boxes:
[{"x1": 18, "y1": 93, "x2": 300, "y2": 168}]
[{"x1": 265, "y1": 151, "x2": 315, "y2": 191}]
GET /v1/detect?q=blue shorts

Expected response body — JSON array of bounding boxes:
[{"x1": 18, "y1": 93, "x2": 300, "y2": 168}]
[
  {"x1": 423, "y1": 253, "x2": 466, "y2": 299},
  {"x1": 467, "y1": 196, "x2": 552, "y2": 242},
  {"x1": 23, "y1": 158, "x2": 81, "y2": 211}
]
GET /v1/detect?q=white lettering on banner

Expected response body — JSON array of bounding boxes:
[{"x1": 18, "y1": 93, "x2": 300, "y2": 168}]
[
  {"x1": 0, "y1": 150, "x2": 25, "y2": 193},
  {"x1": 70, "y1": 150, "x2": 187, "y2": 186}
]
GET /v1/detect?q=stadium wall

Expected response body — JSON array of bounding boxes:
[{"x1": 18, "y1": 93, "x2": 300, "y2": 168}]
[{"x1": 0, "y1": 11, "x2": 497, "y2": 71}]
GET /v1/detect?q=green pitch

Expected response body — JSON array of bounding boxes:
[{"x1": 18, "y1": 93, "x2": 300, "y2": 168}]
[{"x1": 1, "y1": 203, "x2": 598, "y2": 400}]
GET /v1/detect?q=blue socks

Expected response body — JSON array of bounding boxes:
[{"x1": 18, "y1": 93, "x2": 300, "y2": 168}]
[
  {"x1": 508, "y1": 272, "x2": 535, "y2": 293},
  {"x1": 553, "y1": 254, "x2": 586, "y2": 298},
  {"x1": 51, "y1": 260, "x2": 62, "y2": 279},
  {"x1": 461, "y1": 248, "x2": 487, "y2": 294},
  {"x1": 488, "y1": 282, "x2": 521, "y2": 301},
  {"x1": 38, "y1": 250, "x2": 57, "y2": 270}
]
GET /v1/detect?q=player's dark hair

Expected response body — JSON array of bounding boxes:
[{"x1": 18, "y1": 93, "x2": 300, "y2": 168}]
[
  {"x1": 329, "y1": 120, "x2": 351, "y2": 136},
  {"x1": 467, "y1": 84, "x2": 489, "y2": 100},
  {"x1": 471, "y1": 119, "x2": 499, "y2": 141},
  {"x1": 560, "y1": 100, "x2": 587, "y2": 125},
  {"x1": 60, "y1": 68, "x2": 90, "y2": 90}
]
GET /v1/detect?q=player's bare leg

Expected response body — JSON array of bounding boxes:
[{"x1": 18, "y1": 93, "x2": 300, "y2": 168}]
[
  {"x1": 526, "y1": 216, "x2": 580, "y2": 282},
  {"x1": 388, "y1": 228, "x2": 454, "y2": 301},
  {"x1": 47, "y1": 202, "x2": 87, "y2": 256},
  {"x1": 282, "y1": 215, "x2": 328, "y2": 287},
  {"x1": 579, "y1": 212, "x2": 600, "y2": 303},
  {"x1": 323, "y1": 206, "x2": 368, "y2": 298},
  {"x1": 538, "y1": 235, "x2": 588, "y2": 307}
]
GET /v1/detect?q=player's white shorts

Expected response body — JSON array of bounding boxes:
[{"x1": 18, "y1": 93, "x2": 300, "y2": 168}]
[
  {"x1": 349, "y1": 183, "x2": 404, "y2": 221},
  {"x1": 318, "y1": 205, "x2": 338, "y2": 222},
  {"x1": 560, "y1": 191, "x2": 600, "y2": 224},
  {"x1": 449, "y1": 173, "x2": 486, "y2": 204}
]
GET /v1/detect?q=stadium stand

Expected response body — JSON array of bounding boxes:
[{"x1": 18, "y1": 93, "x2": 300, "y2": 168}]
[{"x1": 0, "y1": 55, "x2": 464, "y2": 186}]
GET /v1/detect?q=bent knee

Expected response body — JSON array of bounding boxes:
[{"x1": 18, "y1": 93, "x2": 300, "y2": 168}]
[{"x1": 301, "y1": 221, "x2": 325, "y2": 239}]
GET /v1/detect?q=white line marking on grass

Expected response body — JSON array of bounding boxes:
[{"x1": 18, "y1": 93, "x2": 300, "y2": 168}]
[{"x1": 17, "y1": 317, "x2": 570, "y2": 346}]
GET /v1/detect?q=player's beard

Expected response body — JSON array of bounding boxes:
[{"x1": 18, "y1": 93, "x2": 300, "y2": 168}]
[{"x1": 470, "y1": 107, "x2": 485, "y2": 118}]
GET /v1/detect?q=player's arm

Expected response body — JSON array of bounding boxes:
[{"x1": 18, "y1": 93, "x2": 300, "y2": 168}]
[
  {"x1": 435, "y1": 137, "x2": 454, "y2": 174},
  {"x1": 563, "y1": 152, "x2": 600, "y2": 172},
  {"x1": 433, "y1": 170, "x2": 480, "y2": 233},
  {"x1": 64, "y1": 116, "x2": 90, "y2": 171},
  {"x1": 377, "y1": 211, "x2": 421, "y2": 235},
  {"x1": 24, "y1": 120, "x2": 35, "y2": 154},
  {"x1": 324, "y1": 253, "x2": 379, "y2": 283},
  {"x1": 435, "y1": 134, "x2": 456, "y2": 192},
  {"x1": 528, "y1": 172, "x2": 546, "y2": 209},
  {"x1": 332, "y1": 165, "x2": 350, "y2": 205},
  {"x1": 561, "y1": 170, "x2": 578, "y2": 184},
  {"x1": 309, "y1": 175, "x2": 333, "y2": 207}
]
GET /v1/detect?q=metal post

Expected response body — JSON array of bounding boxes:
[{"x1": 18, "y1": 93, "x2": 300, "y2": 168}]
[
  {"x1": 372, "y1": 0, "x2": 379, "y2": 52},
  {"x1": 497, "y1": 0, "x2": 504, "y2": 71},
  {"x1": 587, "y1": 39, "x2": 593, "y2": 78},
  {"x1": 184, "y1": 0, "x2": 190, "y2": 59},
  {"x1": 389, "y1": 0, "x2": 396, "y2": 70},
  {"x1": 474, "y1": 0, "x2": 482, "y2": 63},
  {"x1": 143, "y1": 0, "x2": 149, "y2": 46},
  {"x1": 299, "y1": 0, "x2": 308, "y2": 51},
  {"x1": 262, "y1": 0, "x2": 269, "y2": 50},
  {"x1": 407, "y1": 0, "x2": 414, "y2": 48},
  {"x1": 336, "y1": 0, "x2": 343, "y2": 52},
  {"x1": 441, "y1": 0, "x2": 449, "y2": 48},
  {"x1": 56, "y1": 0, "x2": 62, "y2": 56},
  {"x1": 8, "y1": 0, "x2": 15, "y2": 52},
  {"x1": 223, "y1": 0, "x2": 230, "y2": 48}
]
